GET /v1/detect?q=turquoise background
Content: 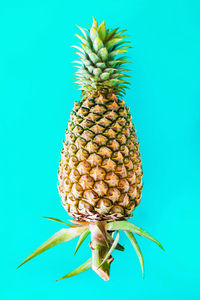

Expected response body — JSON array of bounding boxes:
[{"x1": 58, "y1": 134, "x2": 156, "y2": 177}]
[{"x1": 1, "y1": 0, "x2": 200, "y2": 299}]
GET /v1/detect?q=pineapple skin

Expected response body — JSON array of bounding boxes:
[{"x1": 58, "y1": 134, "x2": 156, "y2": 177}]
[{"x1": 58, "y1": 92, "x2": 143, "y2": 222}]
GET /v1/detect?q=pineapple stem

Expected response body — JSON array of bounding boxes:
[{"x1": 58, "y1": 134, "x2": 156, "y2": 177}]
[{"x1": 89, "y1": 222, "x2": 113, "y2": 281}]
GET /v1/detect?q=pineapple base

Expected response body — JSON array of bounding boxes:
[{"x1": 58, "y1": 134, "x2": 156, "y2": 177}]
[{"x1": 18, "y1": 218, "x2": 163, "y2": 281}]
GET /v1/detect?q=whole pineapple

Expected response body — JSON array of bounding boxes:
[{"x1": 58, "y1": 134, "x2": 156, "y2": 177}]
[{"x1": 18, "y1": 18, "x2": 163, "y2": 281}]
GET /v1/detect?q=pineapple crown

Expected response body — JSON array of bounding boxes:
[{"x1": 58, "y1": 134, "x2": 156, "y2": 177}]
[{"x1": 73, "y1": 17, "x2": 131, "y2": 96}]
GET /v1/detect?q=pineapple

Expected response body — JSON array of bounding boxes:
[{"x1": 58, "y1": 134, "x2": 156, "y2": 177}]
[{"x1": 18, "y1": 18, "x2": 163, "y2": 281}]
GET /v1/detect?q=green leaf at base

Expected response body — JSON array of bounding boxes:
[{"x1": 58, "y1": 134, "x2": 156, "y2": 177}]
[
  {"x1": 106, "y1": 221, "x2": 164, "y2": 250},
  {"x1": 97, "y1": 231, "x2": 119, "y2": 269},
  {"x1": 41, "y1": 216, "x2": 79, "y2": 227},
  {"x1": 107, "y1": 233, "x2": 125, "y2": 251},
  {"x1": 17, "y1": 226, "x2": 88, "y2": 269},
  {"x1": 96, "y1": 221, "x2": 109, "y2": 247},
  {"x1": 125, "y1": 231, "x2": 144, "y2": 279},
  {"x1": 57, "y1": 258, "x2": 92, "y2": 281},
  {"x1": 74, "y1": 230, "x2": 90, "y2": 255}
]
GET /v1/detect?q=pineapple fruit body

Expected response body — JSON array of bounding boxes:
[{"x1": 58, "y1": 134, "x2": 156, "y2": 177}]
[{"x1": 58, "y1": 93, "x2": 142, "y2": 222}]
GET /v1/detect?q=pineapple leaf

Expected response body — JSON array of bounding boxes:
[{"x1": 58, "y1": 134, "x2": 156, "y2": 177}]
[
  {"x1": 105, "y1": 28, "x2": 120, "y2": 42},
  {"x1": 109, "y1": 49, "x2": 127, "y2": 58},
  {"x1": 106, "y1": 221, "x2": 164, "y2": 250},
  {"x1": 98, "y1": 47, "x2": 108, "y2": 61},
  {"x1": 17, "y1": 227, "x2": 88, "y2": 269},
  {"x1": 109, "y1": 79, "x2": 122, "y2": 86},
  {"x1": 77, "y1": 26, "x2": 90, "y2": 42},
  {"x1": 41, "y1": 216, "x2": 79, "y2": 228},
  {"x1": 125, "y1": 231, "x2": 144, "y2": 279},
  {"x1": 93, "y1": 37, "x2": 104, "y2": 52},
  {"x1": 98, "y1": 21, "x2": 106, "y2": 41},
  {"x1": 112, "y1": 41, "x2": 131, "y2": 50},
  {"x1": 96, "y1": 62, "x2": 106, "y2": 69},
  {"x1": 72, "y1": 60, "x2": 83, "y2": 65},
  {"x1": 74, "y1": 229, "x2": 90, "y2": 255},
  {"x1": 114, "y1": 34, "x2": 131, "y2": 39},
  {"x1": 88, "y1": 52, "x2": 101, "y2": 64},
  {"x1": 100, "y1": 72, "x2": 110, "y2": 80},
  {"x1": 92, "y1": 17, "x2": 98, "y2": 29},
  {"x1": 75, "y1": 52, "x2": 87, "y2": 59},
  {"x1": 71, "y1": 45, "x2": 85, "y2": 54},
  {"x1": 87, "y1": 65, "x2": 95, "y2": 73},
  {"x1": 90, "y1": 27, "x2": 99, "y2": 42},
  {"x1": 104, "y1": 67, "x2": 116, "y2": 74},
  {"x1": 74, "y1": 19, "x2": 131, "y2": 95},
  {"x1": 107, "y1": 233, "x2": 125, "y2": 251},
  {"x1": 97, "y1": 231, "x2": 119, "y2": 269},
  {"x1": 105, "y1": 38, "x2": 123, "y2": 51},
  {"x1": 82, "y1": 59, "x2": 91, "y2": 66},
  {"x1": 111, "y1": 73, "x2": 130, "y2": 79},
  {"x1": 114, "y1": 29, "x2": 127, "y2": 36},
  {"x1": 96, "y1": 221, "x2": 109, "y2": 247},
  {"x1": 75, "y1": 34, "x2": 90, "y2": 47},
  {"x1": 93, "y1": 68, "x2": 102, "y2": 76},
  {"x1": 57, "y1": 258, "x2": 92, "y2": 281}
]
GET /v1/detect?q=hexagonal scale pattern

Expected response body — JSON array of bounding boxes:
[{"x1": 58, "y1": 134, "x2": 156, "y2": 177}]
[{"x1": 58, "y1": 93, "x2": 143, "y2": 221}]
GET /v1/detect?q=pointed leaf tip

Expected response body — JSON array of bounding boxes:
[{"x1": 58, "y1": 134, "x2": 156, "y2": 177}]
[
  {"x1": 41, "y1": 216, "x2": 78, "y2": 228},
  {"x1": 97, "y1": 231, "x2": 120, "y2": 269},
  {"x1": 125, "y1": 231, "x2": 144, "y2": 279},
  {"x1": 106, "y1": 221, "x2": 163, "y2": 250},
  {"x1": 17, "y1": 227, "x2": 87, "y2": 269},
  {"x1": 74, "y1": 229, "x2": 90, "y2": 255},
  {"x1": 92, "y1": 17, "x2": 98, "y2": 29},
  {"x1": 57, "y1": 258, "x2": 92, "y2": 281}
]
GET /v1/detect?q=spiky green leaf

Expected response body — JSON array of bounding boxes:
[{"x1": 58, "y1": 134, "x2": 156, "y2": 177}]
[
  {"x1": 88, "y1": 52, "x2": 101, "y2": 64},
  {"x1": 72, "y1": 45, "x2": 85, "y2": 54},
  {"x1": 109, "y1": 78, "x2": 122, "y2": 86},
  {"x1": 93, "y1": 37, "x2": 104, "y2": 52},
  {"x1": 17, "y1": 227, "x2": 87, "y2": 268},
  {"x1": 111, "y1": 73, "x2": 130, "y2": 79},
  {"x1": 106, "y1": 221, "x2": 164, "y2": 250},
  {"x1": 125, "y1": 231, "x2": 144, "y2": 279},
  {"x1": 105, "y1": 28, "x2": 119, "y2": 42},
  {"x1": 77, "y1": 26, "x2": 90, "y2": 42},
  {"x1": 114, "y1": 34, "x2": 131, "y2": 39},
  {"x1": 104, "y1": 68, "x2": 116, "y2": 74},
  {"x1": 98, "y1": 47, "x2": 108, "y2": 61},
  {"x1": 41, "y1": 216, "x2": 78, "y2": 228},
  {"x1": 74, "y1": 229, "x2": 90, "y2": 255},
  {"x1": 82, "y1": 59, "x2": 91, "y2": 66},
  {"x1": 100, "y1": 72, "x2": 110, "y2": 80},
  {"x1": 96, "y1": 62, "x2": 106, "y2": 69},
  {"x1": 109, "y1": 49, "x2": 127, "y2": 59},
  {"x1": 75, "y1": 52, "x2": 87, "y2": 59},
  {"x1": 87, "y1": 65, "x2": 95, "y2": 74},
  {"x1": 105, "y1": 38, "x2": 123, "y2": 50},
  {"x1": 90, "y1": 27, "x2": 99, "y2": 42},
  {"x1": 107, "y1": 233, "x2": 125, "y2": 251},
  {"x1": 114, "y1": 29, "x2": 127, "y2": 36},
  {"x1": 57, "y1": 258, "x2": 92, "y2": 281},
  {"x1": 75, "y1": 34, "x2": 90, "y2": 47},
  {"x1": 98, "y1": 231, "x2": 119, "y2": 269},
  {"x1": 107, "y1": 60, "x2": 130, "y2": 67},
  {"x1": 98, "y1": 21, "x2": 106, "y2": 41},
  {"x1": 92, "y1": 17, "x2": 98, "y2": 29},
  {"x1": 74, "y1": 19, "x2": 131, "y2": 95},
  {"x1": 93, "y1": 68, "x2": 102, "y2": 76}
]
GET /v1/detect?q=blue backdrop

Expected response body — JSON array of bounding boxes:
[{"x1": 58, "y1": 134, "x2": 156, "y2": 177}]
[{"x1": 1, "y1": 0, "x2": 200, "y2": 299}]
